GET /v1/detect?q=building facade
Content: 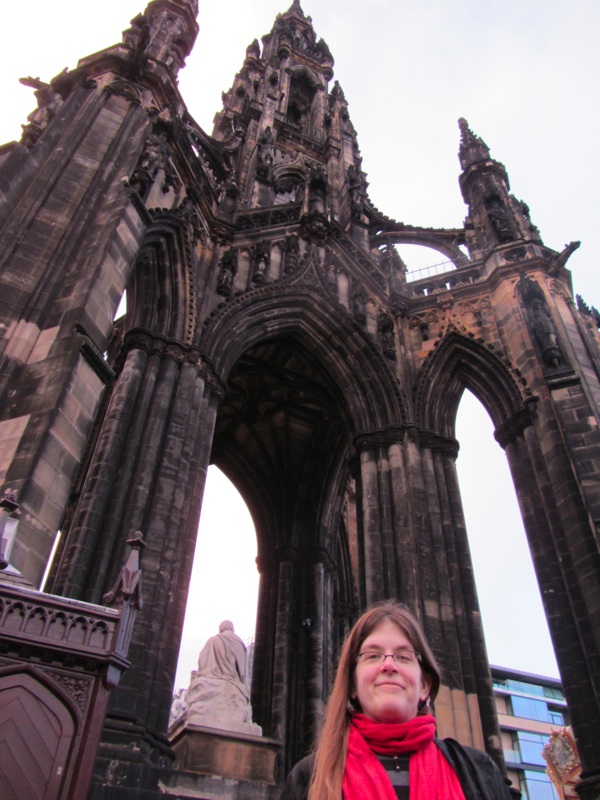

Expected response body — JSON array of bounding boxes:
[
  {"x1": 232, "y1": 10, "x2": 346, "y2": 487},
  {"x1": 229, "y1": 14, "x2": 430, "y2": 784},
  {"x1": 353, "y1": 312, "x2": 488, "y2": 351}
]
[
  {"x1": 492, "y1": 666, "x2": 569, "y2": 800},
  {"x1": 0, "y1": 1, "x2": 599, "y2": 797}
]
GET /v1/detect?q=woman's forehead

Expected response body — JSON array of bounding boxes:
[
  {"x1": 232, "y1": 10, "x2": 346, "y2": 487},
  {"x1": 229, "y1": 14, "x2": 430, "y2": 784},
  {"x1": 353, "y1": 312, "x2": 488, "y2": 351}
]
[{"x1": 361, "y1": 619, "x2": 412, "y2": 647}]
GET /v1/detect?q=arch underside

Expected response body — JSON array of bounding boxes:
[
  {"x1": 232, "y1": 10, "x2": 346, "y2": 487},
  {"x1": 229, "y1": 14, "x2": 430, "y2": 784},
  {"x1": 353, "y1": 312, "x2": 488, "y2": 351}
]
[
  {"x1": 414, "y1": 331, "x2": 529, "y2": 439},
  {"x1": 369, "y1": 221, "x2": 468, "y2": 269},
  {"x1": 211, "y1": 335, "x2": 351, "y2": 557}
]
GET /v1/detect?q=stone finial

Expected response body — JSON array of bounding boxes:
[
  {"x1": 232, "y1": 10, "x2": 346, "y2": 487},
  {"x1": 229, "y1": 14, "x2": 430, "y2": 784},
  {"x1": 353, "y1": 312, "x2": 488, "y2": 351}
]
[
  {"x1": 287, "y1": 0, "x2": 306, "y2": 17},
  {"x1": 458, "y1": 117, "x2": 490, "y2": 169},
  {"x1": 103, "y1": 531, "x2": 145, "y2": 609}
]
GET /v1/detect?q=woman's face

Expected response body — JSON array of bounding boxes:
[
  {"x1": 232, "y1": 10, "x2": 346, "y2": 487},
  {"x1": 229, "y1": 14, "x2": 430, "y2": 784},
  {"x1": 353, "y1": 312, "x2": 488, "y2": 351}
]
[{"x1": 352, "y1": 619, "x2": 432, "y2": 724}]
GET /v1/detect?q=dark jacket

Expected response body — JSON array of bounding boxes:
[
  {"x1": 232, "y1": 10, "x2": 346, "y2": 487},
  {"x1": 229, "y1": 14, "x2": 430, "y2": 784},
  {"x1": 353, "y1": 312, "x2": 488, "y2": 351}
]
[{"x1": 280, "y1": 739, "x2": 513, "y2": 800}]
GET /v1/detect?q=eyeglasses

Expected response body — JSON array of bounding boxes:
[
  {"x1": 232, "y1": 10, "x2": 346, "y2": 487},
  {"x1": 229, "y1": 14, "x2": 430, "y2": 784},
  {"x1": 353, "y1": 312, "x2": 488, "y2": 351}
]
[{"x1": 356, "y1": 649, "x2": 422, "y2": 666}]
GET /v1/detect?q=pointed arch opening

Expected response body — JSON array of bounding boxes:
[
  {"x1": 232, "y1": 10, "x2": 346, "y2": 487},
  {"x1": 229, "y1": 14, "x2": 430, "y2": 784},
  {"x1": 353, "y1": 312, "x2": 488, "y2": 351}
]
[
  {"x1": 199, "y1": 322, "x2": 366, "y2": 767},
  {"x1": 174, "y1": 466, "x2": 259, "y2": 692},
  {"x1": 455, "y1": 389, "x2": 558, "y2": 676}
]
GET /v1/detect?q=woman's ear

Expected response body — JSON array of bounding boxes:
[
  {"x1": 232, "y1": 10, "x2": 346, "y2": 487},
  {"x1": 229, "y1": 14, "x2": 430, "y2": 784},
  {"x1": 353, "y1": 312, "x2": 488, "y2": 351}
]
[{"x1": 419, "y1": 672, "x2": 433, "y2": 703}]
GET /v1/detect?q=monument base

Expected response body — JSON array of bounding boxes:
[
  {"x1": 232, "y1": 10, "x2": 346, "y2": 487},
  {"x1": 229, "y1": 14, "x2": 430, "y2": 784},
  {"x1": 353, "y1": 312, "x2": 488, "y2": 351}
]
[
  {"x1": 186, "y1": 713, "x2": 262, "y2": 737},
  {"x1": 168, "y1": 721, "x2": 281, "y2": 785}
]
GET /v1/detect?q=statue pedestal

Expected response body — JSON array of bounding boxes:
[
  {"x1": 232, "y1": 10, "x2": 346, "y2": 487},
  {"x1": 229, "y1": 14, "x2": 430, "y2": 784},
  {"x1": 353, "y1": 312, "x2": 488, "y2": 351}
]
[{"x1": 168, "y1": 721, "x2": 281, "y2": 785}]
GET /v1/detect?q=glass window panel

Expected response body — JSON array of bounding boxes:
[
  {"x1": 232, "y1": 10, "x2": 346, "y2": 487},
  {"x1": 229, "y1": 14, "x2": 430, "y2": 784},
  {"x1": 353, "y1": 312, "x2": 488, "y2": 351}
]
[
  {"x1": 511, "y1": 695, "x2": 552, "y2": 722},
  {"x1": 523, "y1": 770, "x2": 559, "y2": 800}
]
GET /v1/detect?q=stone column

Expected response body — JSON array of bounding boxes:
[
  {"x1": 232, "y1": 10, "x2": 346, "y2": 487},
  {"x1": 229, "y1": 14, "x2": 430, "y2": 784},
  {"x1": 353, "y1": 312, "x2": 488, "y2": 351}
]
[
  {"x1": 271, "y1": 548, "x2": 296, "y2": 745},
  {"x1": 500, "y1": 421, "x2": 600, "y2": 800},
  {"x1": 53, "y1": 329, "x2": 225, "y2": 749},
  {"x1": 353, "y1": 424, "x2": 501, "y2": 760}
]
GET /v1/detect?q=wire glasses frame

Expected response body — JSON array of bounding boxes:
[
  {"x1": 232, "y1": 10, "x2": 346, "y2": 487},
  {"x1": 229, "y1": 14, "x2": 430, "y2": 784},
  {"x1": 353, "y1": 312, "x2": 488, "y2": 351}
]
[{"x1": 356, "y1": 649, "x2": 422, "y2": 666}]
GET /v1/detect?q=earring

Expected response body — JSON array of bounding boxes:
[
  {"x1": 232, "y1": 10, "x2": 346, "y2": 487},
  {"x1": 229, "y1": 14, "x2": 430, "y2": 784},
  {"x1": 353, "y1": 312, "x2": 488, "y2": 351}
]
[{"x1": 347, "y1": 697, "x2": 360, "y2": 714}]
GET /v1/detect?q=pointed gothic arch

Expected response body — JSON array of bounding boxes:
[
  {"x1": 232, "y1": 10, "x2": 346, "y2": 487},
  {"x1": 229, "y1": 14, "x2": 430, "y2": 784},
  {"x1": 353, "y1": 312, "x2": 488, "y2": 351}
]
[
  {"x1": 413, "y1": 329, "x2": 533, "y2": 439},
  {"x1": 201, "y1": 284, "x2": 407, "y2": 430},
  {"x1": 200, "y1": 288, "x2": 410, "y2": 764},
  {"x1": 127, "y1": 209, "x2": 197, "y2": 343}
]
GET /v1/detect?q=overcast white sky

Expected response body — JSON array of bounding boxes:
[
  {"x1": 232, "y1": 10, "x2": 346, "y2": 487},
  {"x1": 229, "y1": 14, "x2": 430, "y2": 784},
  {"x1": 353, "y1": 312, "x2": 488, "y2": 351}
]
[{"x1": 3, "y1": 0, "x2": 598, "y2": 689}]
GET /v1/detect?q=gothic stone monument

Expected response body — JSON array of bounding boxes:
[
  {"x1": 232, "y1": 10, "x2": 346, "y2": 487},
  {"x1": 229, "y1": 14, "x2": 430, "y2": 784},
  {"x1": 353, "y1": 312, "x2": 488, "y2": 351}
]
[{"x1": 0, "y1": 1, "x2": 599, "y2": 798}]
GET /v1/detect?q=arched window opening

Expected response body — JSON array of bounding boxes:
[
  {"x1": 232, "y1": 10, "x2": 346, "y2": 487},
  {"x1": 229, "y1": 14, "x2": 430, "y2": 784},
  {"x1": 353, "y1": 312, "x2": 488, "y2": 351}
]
[
  {"x1": 115, "y1": 289, "x2": 127, "y2": 321},
  {"x1": 286, "y1": 73, "x2": 316, "y2": 133},
  {"x1": 174, "y1": 465, "x2": 259, "y2": 691},
  {"x1": 395, "y1": 244, "x2": 468, "y2": 282},
  {"x1": 455, "y1": 390, "x2": 559, "y2": 677}
]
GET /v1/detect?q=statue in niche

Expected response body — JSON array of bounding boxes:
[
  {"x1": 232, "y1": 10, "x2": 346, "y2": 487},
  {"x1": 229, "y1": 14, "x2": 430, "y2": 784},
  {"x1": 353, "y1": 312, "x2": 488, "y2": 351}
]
[
  {"x1": 284, "y1": 235, "x2": 300, "y2": 275},
  {"x1": 186, "y1": 621, "x2": 261, "y2": 735},
  {"x1": 518, "y1": 275, "x2": 564, "y2": 369},
  {"x1": 257, "y1": 126, "x2": 275, "y2": 179},
  {"x1": 347, "y1": 165, "x2": 365, "y2": 220},
  {"x1": 530, "y1": 299, "x2": 561, "y2": 368},
  {"x1": 217, "y1": 249, "x2": 237, "y2": 297},
  {"x1": 379, "y1": 312, "x2": 396, "y2": 360},
  {"x1": 130, "y1": 130, "x2": 170, "y2": 196},
  {"x1": 325, "y1": 254, "x2": 338, "y2": 292},
  {"x1": 218, "y1": 171, "x2": 240, "y2": 217},
  {"x1": 19, "y1": 77, "x2": 64, "y2": 148},
  {"x1": 308, "y1": 168, "x2": 327, "y2": 216},
  {"x1": 485, "y1": 195, "x2": 516, "y2": 244},
  {"x1": 351, "y1": 284, "x2": 368, "y2": 325},
  {"x1": 252, "y1": 244, "x2": 270, "y2": 284}
]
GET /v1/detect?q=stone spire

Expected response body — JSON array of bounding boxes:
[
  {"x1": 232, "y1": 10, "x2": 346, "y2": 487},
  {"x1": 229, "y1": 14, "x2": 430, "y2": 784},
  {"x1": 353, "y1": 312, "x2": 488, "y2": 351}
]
[
  {"x1": 122, "y1": 0, "x2": 199, "y2": 76},
  {"x1": 286, "y1": 0, "x2": 306, "y2": 16},
  {"x1": 457, "y1": 118, "x2": 542, "y2": 254},
  {"x1": 458, "y1": 117, "x2": 490, "y2": 169},
  {"x1": 211, "y1": 1, "x2": 367, "y2": 235}
]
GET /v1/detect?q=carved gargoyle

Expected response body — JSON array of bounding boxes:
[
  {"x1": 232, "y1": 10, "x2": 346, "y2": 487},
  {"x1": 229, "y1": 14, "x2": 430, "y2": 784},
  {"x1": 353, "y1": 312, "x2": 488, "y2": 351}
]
[
  {"x1": 19, "y1": 76, "x2": 64, "y2": 148},
  {"x1": 548, "y1": 241, "x2": 581, "y2": 275}
]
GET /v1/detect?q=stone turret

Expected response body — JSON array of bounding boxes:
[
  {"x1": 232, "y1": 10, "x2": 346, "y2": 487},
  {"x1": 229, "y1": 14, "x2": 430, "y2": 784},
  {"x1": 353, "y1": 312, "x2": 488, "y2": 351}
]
[
  {"x1": 212, "y1": 0, "x2": 367, "y2": 236},
  {"x1": 458, "y1": 118, "x2": 542, "y2": 259},
  {"x1": 122, "y1": 0, "x2": 199, "y2": 76}
]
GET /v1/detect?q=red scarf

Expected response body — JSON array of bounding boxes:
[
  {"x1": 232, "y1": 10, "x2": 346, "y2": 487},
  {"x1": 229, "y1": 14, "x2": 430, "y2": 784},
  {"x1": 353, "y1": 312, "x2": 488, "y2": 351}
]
[{"x1": 343, "y1": 714, "x2": 466, "y2": 800}]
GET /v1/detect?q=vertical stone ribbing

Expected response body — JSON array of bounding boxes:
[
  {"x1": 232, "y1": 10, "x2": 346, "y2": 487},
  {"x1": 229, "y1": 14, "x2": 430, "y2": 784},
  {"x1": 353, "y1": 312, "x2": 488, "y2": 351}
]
[
  {"x1": 271, "y1": 554, "x2": 295, "y2": 744},
  {"x1": 359, "y1": 449, "x2": 384, "y2": 604},
  {"x1": 51, "y1": 346, "x2": 149, "y2": 597},
  {"x1": 504, "y1": 426, "x2": 600, "y2": 782},
  {"x1": 439, "y1": 451, "x2": 500, "y2": 761},
  {"x1": 252, "y1": 554, "x2": 277, "y2": 732},
  {"x1": 83, "y1": 349, "x2": 163, "y2": 600},
  {"x1": 109, "y1": 360, "x2": 220, "y2": 731}
]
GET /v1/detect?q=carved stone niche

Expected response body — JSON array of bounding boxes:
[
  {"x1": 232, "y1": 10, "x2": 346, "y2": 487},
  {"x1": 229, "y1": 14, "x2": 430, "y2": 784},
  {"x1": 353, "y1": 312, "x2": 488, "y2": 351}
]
[
  {"x1": 517, "y1": 275, "x2": 567, "y2": 371},
  {"x1": 0, "y1": 536, "x2": 142, "y2": 800},
  {"x1": 251, "y1": 243, "x2": 271, "y2": 285},
  {"x1": 217, "y1": 248, "x2": 238, "y2": 297}
]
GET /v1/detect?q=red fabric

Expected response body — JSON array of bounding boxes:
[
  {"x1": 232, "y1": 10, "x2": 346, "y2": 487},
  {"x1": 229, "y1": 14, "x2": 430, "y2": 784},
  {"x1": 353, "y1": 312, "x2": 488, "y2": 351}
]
[{"x1": 343, "y1": 714, "x2": 466, "y2": 800}]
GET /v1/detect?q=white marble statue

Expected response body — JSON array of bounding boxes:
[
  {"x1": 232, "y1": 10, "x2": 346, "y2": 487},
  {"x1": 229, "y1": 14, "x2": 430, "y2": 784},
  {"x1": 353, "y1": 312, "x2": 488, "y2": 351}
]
[{"x1": 186, "y1": 620, "x2": 261, "y2": 735}]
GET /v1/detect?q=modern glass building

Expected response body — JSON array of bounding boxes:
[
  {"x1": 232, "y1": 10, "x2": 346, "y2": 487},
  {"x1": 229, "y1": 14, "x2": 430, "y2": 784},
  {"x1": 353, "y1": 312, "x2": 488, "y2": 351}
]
[{"x1": 492, "y1": 666, "x2": 569, "y2": 800}]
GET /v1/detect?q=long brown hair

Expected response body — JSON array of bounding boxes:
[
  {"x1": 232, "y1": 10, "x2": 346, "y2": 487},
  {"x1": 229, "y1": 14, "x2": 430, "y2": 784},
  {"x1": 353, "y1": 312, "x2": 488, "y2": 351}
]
[{"x1": 308, "y1": 602, "x2": 441, "y2": 800}]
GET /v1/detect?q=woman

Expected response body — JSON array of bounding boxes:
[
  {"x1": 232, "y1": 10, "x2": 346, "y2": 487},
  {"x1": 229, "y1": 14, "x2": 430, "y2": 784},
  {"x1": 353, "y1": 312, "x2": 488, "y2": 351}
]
[{"x1": 281, "y1": 602, "x2": 512, "y2": 800}]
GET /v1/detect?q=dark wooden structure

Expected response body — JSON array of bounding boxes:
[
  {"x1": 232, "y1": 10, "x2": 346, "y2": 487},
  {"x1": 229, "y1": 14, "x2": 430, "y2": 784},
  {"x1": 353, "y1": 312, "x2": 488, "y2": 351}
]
[
  {"x1": 0, "y1": 534, "x2": 143, "y2": 799},
  {"x1": 0, "y1": 1, "x2": 599, "y2": 797}
]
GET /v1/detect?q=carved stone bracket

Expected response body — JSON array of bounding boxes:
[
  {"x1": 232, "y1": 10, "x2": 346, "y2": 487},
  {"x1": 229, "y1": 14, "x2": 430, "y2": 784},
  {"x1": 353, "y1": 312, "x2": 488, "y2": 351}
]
[
  {"x1": 494, "y1": 398, "x2": 539, "y2": 448},
  {"x1": 122, "y1": 328, "x2": 226, "y2": 399},
  {"x1": 417, "y1": 429, "x2": 459, "y2": 458},
  {"x1": 354, "y1": 426, "x2": 405, "y2": 452},
  {"x1": 354, "y1": 424, "x2": 458, "y2": 458},
  {"x1": 104, "y1": 80, "x2": 143, "y2": 106}
]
